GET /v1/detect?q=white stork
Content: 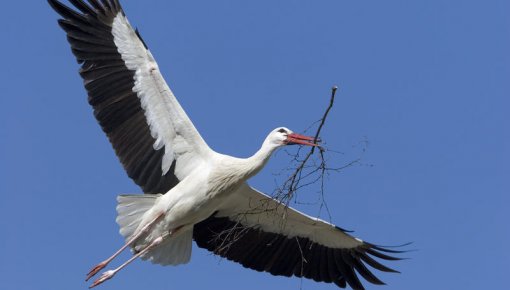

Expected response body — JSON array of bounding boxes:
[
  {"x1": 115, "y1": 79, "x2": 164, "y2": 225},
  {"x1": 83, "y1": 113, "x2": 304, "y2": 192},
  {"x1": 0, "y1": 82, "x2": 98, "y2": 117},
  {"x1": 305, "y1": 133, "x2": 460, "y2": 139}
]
[{"x1": 48, "y1": 1, "x2": 403, "y2": 289}]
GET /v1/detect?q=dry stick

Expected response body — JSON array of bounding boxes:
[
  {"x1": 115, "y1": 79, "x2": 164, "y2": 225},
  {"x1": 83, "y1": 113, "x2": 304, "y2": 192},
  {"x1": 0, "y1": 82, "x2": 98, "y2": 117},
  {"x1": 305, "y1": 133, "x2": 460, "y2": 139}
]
[{"x1": 276, "y1": 86, "x2": 337, "y2": 206}]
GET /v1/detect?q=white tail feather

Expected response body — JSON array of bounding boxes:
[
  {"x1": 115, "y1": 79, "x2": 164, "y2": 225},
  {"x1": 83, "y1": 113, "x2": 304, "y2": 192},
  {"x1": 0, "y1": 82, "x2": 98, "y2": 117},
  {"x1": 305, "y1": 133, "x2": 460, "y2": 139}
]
[
  {"x1": 142, "y1": 228, "x2": 193, "y2": 266},
  {"x1": 116, "y1": 194, "x2": 193, "y2": 266},
  {"x1": 116, "y1": 194, "x2": 160, "y2": 241}
]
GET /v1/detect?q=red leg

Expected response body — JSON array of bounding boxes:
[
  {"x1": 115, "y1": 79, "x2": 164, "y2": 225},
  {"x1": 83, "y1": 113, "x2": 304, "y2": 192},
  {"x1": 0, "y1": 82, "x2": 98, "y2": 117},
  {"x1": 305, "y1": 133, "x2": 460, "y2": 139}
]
[
  {"x1": 85, "y1": 212, "x2": 164, "y2": 281},
  {"x1": 89, "y1": 235, "x2": 165, "y2": 288},
  {"x1": 89, "y1": 226, "x2": 183, "y2": 288}
]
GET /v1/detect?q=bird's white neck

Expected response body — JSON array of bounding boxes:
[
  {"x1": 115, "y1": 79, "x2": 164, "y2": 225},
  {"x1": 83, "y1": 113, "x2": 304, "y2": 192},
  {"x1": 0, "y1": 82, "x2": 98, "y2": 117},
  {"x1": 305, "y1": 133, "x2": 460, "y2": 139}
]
[
  {"x1": 241, "y1": 140, "x2": 280, "y2": 180},
  {"x1": 208, "y1": 138, "x2": 281, "y2": 196}
]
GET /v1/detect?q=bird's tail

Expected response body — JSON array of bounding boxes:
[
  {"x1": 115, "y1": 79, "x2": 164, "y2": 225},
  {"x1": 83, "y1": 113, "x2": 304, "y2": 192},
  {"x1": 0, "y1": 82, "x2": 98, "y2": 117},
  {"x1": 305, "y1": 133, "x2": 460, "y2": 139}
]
[
  {"x1": 141, "y1": 227, "x2": 193, "y2": 265},
  {"x1": 116, "y1": 194, "x2": 161, "y2": 242},
  {"x1": 115, "y1": 194, "x2": 193, "y2": 266}
]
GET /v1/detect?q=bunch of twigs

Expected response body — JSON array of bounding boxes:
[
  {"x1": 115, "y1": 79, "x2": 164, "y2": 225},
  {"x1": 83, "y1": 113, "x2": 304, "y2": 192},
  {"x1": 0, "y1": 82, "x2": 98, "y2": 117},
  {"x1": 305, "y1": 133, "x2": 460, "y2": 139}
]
[
  {"x1": 272, "y1": 86, "x2": 337, "y2": 206},
  {"x1": 270, "y1": 85, "x2": 366, "y2": 222}
]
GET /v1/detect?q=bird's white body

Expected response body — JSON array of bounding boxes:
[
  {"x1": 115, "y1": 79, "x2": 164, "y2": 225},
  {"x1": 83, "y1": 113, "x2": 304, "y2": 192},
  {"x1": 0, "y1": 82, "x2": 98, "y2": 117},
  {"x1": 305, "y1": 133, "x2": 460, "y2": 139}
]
[{"x1": 127, "y1": 136, "x2": 280, "y2": 259}]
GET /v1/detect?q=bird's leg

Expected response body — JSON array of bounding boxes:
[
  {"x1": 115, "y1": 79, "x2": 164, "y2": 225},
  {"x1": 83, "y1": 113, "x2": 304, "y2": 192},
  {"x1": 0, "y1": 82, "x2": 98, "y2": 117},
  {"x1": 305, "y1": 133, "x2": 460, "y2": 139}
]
[
  {"x1": 89, "y1": 226, "x2": 183, "y2": 289},
  {"x1": 85, "y1": 212, "x2": 165, "y2": 281},
  {"x1": 89, "y1": 234, "x2": 166, "y2": 288}
]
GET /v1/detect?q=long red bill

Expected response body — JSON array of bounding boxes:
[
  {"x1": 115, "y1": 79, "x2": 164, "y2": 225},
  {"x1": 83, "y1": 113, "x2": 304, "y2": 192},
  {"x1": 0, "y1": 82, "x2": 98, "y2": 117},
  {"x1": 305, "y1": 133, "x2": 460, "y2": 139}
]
[{"x1": 286, "y1": 133, "x2": 320, "y2": 146}]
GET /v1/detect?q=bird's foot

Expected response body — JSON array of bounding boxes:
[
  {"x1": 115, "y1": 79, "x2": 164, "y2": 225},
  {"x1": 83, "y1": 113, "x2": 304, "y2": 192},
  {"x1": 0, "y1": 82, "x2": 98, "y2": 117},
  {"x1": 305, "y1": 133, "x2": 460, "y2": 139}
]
[
  {"x1": 89, "y1": 270, "x2": 116, "y2": 288},
  {"x1": 86, "y1": 260, "x2": 108, "y2": 281}
]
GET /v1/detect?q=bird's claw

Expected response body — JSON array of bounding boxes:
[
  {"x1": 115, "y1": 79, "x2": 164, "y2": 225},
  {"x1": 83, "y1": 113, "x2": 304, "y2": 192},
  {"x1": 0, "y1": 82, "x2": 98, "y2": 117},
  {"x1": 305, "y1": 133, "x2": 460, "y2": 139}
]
[
  {"x1": 86, "y1": 261, "x2": 108, "y2": 281},
  {"x1": 89, "y1": 270, "x2": 115, "y2": 288}
]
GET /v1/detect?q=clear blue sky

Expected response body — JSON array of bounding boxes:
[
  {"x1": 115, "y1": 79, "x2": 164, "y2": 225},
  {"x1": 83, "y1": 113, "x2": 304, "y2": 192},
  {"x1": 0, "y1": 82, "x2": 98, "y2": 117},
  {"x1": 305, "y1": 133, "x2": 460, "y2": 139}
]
[{"x1": 1, "y1": 1, "x2": 508, "y2": 289}]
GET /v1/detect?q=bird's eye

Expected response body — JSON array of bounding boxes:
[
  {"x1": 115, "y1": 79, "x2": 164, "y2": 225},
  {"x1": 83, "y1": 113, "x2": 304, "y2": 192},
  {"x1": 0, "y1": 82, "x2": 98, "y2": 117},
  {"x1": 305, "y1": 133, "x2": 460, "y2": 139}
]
[{"x1": 277, "y1": 128, "x2": 287, "y2": 134}]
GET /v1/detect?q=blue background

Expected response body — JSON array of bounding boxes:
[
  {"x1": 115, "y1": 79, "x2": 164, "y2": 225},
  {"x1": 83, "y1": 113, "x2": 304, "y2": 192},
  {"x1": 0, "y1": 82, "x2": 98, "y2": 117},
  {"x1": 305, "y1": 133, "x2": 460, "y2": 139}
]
[{"x1": 1, "y1": 1, "x2": 508, "y2": 289}]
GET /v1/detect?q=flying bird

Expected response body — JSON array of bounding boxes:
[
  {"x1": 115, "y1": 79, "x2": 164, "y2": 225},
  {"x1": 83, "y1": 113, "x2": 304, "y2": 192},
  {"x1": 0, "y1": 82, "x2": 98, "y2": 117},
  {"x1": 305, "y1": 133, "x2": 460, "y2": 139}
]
[{"x1": 48, "y1": 0, "x2": 404, "y2": 289}]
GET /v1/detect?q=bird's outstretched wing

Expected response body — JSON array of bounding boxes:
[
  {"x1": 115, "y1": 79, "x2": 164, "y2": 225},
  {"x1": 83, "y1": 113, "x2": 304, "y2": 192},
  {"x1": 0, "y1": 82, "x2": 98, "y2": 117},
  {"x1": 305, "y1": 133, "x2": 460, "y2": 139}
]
[
  {"x1": 194, "y1": 184, "x2": 403, "y2": 290},
  {"x1": 49, "y1": 0, "x2": 212, "y2": 194}
]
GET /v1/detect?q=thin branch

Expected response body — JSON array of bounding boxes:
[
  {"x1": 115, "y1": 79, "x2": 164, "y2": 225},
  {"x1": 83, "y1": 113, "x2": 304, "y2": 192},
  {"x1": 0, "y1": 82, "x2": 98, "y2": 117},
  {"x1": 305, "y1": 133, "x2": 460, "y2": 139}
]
[{"x1": 273, "y1": 86, "x2": 337, "y2": 206}]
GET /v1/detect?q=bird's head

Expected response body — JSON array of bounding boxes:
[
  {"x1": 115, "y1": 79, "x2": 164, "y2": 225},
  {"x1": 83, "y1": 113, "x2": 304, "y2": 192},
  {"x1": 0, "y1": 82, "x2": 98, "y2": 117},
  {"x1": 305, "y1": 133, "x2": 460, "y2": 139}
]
[{"x1": 266, "y1": 127, "x2": 319, "y2": 148}]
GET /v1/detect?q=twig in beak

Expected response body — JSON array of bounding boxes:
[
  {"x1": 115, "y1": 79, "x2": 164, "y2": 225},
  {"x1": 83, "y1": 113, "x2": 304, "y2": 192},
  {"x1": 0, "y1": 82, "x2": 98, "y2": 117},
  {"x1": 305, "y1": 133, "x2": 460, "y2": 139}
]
[{"x1": 275, "y1": 86, "x2": 338, "y2": 205}]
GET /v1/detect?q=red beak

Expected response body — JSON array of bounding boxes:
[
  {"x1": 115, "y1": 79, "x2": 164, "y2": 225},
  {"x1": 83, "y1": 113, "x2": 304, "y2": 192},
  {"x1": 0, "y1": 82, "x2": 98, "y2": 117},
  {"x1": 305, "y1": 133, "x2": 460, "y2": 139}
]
[{"x1": 286, "y1": 133, "x2": 320, "y2": 146}]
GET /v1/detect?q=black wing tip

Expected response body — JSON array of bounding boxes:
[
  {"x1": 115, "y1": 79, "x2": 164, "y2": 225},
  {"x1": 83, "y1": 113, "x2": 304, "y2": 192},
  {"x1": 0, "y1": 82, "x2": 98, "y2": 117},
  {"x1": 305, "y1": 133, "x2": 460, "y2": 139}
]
[
  {"x1": 48, "y1": 0, "x2": 92, "y2": 22},
  {"x1": 48, "y1": 0, "x2": 72, "y2": 16},
  {"x1": 364, "y1": 241, "x2": 414, "y2": 261},
  {"x1": 369, "y1": 241, "x2": 413, "y2": 249},
  {"x1": 48, "y1": 0, "x2": 123, "y2": 18}
]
